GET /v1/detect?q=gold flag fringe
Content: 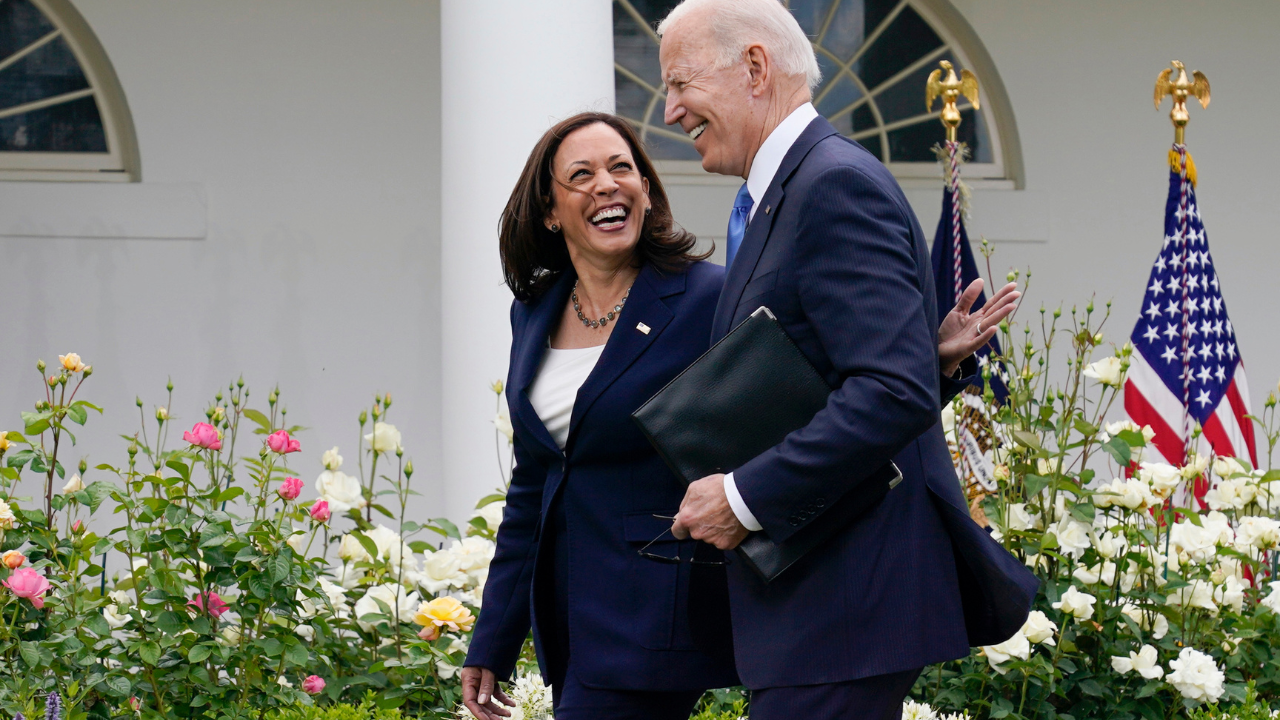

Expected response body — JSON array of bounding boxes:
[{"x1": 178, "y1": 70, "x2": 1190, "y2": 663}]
[{"x1": 1169, "y1": 148, "x2": 1198, "y2": 187}]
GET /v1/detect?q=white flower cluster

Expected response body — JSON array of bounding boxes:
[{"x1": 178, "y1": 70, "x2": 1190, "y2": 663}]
[
  {"x1": 981, "y1": 610, "x2": 1057, "y2": 674},
  {"x1": 901, "y1": 699, "x2": 970, "y2": 720},
  {"x1": 455, "y1": 672, "x2": 553, "y2": 720}
]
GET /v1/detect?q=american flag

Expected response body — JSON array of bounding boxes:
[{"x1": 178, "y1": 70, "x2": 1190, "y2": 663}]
[{"x1": 1125, "y1": 147, "x2": 1257, "y2": 503}]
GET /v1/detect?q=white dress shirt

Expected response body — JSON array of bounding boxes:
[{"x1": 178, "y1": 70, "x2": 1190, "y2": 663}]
[{"x1": 723, "y1": 102, "x2": 819, "y2": 533}]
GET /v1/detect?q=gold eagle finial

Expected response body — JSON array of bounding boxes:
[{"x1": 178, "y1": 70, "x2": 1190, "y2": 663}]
[
  {"x1": 926, "y1": 60, "x2": 980, "y2": 142},
  {"x1": 1155, "y1": 60, "x2": 1210, "y2": 144}
]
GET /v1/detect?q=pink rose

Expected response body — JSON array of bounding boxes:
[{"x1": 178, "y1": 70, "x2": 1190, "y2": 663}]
[
  {"x1": 278, "y1": 477, "x2": 303, "y2": 501},
  {"x1": 301, "y1": 675, "x2": 325, "y2": 694},
  {"x1": 183, "y1": 422, "x2": 222, "y2": 451},
  {"x1": 309, "y1": 499, "x2": 331, "y2": 523},
  {"x1": 3, "y1": 567, "x2": 51, "y2": 609},
  {"x1": 71, "y1": 520, "x2": 84, "y2": 534},
  {"x1": 188, "y1": 591, "x2": 229, "y2": 618},
  {"x1": 267, "y1": 430, "x2": 300, "y2": 455}
]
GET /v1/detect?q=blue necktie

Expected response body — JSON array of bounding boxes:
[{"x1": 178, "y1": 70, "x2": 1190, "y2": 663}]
[{"x1": 725, "y1": 182, "x2": 753, "y2": 268}]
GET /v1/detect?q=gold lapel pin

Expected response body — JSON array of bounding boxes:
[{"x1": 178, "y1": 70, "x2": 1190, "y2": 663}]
[{"x1": 636, "y1": 322, "x2": 651, "y2": 335}]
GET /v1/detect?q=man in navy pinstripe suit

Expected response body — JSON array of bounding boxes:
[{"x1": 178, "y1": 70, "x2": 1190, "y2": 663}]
[{"x1": 659, "y1": 1, "x2": 1039, "y2": 717}]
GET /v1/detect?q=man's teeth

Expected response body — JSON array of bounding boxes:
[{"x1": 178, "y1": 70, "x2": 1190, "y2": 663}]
[
  {"x1": 689, "y1": 121, "x2": 707, "y2": 140},
  {"x1": 591, "y1": 207, "x2": 627, "y2": 224}
]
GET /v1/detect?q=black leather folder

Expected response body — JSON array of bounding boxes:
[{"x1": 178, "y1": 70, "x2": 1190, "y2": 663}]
[{"x1": 632, "y1": 306, "x2": 902, "y2": 582}]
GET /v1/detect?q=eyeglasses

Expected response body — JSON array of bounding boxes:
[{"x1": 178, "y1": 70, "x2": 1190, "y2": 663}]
[{"x1": 637, "y1": 515, "x2": 729, "y2": 566}]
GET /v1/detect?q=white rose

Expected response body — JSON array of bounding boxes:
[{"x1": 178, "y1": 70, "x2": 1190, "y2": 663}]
[
  {"x1": 103, "y1": 604, "x2": 130, "y2": 629},
  {"x1": 0, "y1": 499, "x2": 15, "y2": 528},
  {"x1": 472, "y1": 501, "x2": 506, "y2": 532},
  {"x1": 316, "y1": 469, "x2": 367, "y2": 514},
  {"x1": 108, "y1": 589, "x2": 132, "y2": 606},
  {"x1": 420, "y1": 548, "x2": 468, "y2": 594},
  {"x1": 1051, "y1": 518, "x2": 1092, "y2": 560},
  {"x1": 338, "y1": 533, "x2": 372, "y2": 563},
  {"x1": 1111, "y1": 644, "x2": 1164, "y2": 680},
  {"x1": 1004, "y1": 503, "x2": 1040, "y2": 532},
  {"x1": 1120, "y1": 602, "x2": 1169, "y2": 639},
  {"x1": 493, "y1": 412, "x2": 514, "y2": 444},
  {"x1": 449, "y1": 536, "x2": 497, "y2": 584},
  {"x1": 286, "y1": 531, "x2": 307, "y2": 555},
  {"x1": 902, "y1": 700, "x2": 938, "y2": 720},
  {"x1": 364, "y1": 422, "x2": 402, "y2": 454},
  {"x1": 317, "y1": 577, "x2": 350, "y2": 617},
  {"x1": 1236, "y1": 516, "x2": 1280, "y2": 551},
  {"x1": 366, "y1": 524, "x2": 401, "y2": 559},
  {"x1": 1166, "y1": 647, "x2": 1225, "y2": 704},
  {"x1": 1091, "y1": 528, "x2": 1127, "y2": 559},
  {"x1": 330, "y1": 561, "x2": 366, "y2": 590},
  {"x1": 1082, "y1": 356, "x2": 1125, "y2": 387},
  {"x1": 322, "y1": 446, "x2": 343, "y2": 471},
  {"x1": 1021, "y1": 610, "x2": 1057, "y2": 646},
  {"x1": 295, "y1": 624, "x2": 315, "y2": 642},
  {"x1": 62, "y1": 474, "x2": 85, "y2": 494},
  {"x1": 1204, "y1": 478, "x2": 1255, "y2": 511},
  {"x1": 277, "y1": 676, "x2": 293, "y2": 689},
  {"x1": 353, "y1": 583, "x2": 420, "y2": 632},
  {"x1": 941, "y1": 404, "x2": 956, "y2": 438},
  {"x1": 1212, "y1": 456, "x2": 1247, "y2": 479},
  {"x1": 1052, "y1": 586, "x2": 1096, "y2": 621},
  {"x1": 1167, "y1": 580, "x2": 1218, "y2": 615},
  {"x1": 295, "y1": 589, "x2": 319, "y2": 620},
  {"x1": 1260, "y1": 582, "x2": 1280, "y2": 615},
  {"x1": 1102, "y1": 420, "x2": 1155, "y2": 445},
  {"x1": 1169, "y1": 520, "x2": 1216, "y2": 561},
  {"x1": 1036, "y1": 458, "x2": 1055, "y2": 476},
  {"x1": 220, "y1": 625, "x2": 242, "y2": 646},
  {"x1": 982, "y1": 631, "x2": 1031, "y2": 674},
  {"x1": 1140, "y1": 462, "x2": 1182, "y2": 499},
  {"x1": 1181, "y1": 452, "x2": 1210, "y2": 480},
  {"x1": 1213, "y1": 575, "x2": 1246, "y2": 614}
]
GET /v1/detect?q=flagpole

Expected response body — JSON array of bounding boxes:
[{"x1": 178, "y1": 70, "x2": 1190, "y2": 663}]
[{"x1": 927, "y1": 60, "x2": 980, "y2": 304}]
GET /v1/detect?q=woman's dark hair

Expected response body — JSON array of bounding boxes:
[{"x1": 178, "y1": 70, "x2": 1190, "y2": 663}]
[{"x1": 499, "y1": 112, "x2": 709, "y2": 302}]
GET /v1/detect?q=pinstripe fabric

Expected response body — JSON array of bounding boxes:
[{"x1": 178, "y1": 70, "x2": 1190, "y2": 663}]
[{"x1": 712, "y1": 116, "x2": 1038, "y2": 690}]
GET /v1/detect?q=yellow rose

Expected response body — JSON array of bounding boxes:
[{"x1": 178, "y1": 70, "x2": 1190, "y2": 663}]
[
  {"x1": 58, "y1": 353, "x2": 86, "y2": 372},
  {"x1": 412, "y1": 596, "x2": 475, "y2": 634},
  {"x1": 0, "y1": 434, "x2": 9, "y2": 453}
]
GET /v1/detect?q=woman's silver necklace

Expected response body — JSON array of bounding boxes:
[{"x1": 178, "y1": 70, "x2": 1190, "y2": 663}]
[{"x1": 572, "y1": 280, "x2": 631, "y2": 329}]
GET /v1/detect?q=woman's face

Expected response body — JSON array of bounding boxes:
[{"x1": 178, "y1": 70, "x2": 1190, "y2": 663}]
[{"x1": 546, "y1": 123, "x2": 650, "y2": 268}]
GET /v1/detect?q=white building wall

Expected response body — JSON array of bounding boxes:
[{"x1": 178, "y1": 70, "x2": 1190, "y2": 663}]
[
  {"x1": 664, "y1": 0, "x2": 1280, "y2": 427},
  {"x1": 0, "y1": 1, "x2": 447, "y2": 522}
]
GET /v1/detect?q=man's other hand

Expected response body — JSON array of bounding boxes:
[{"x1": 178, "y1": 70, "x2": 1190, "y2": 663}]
[
  {"x1": 460, "y1": 666, "x2": 515, "y2": 719},
  {"x1": 672, "y1": 473, "x2": 750, "y2": 550},
  {"x1": 938, "y1": 279, "x2": 1020, "y2": 377}
]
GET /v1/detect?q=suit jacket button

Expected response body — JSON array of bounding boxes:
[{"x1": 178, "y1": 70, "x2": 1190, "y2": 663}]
[
  {"x1": 815, "y1": 497, "x2": 826, "y2": 508},
  {"x1": 788, "y1": 516, "x2": 800, "y2": 526}
]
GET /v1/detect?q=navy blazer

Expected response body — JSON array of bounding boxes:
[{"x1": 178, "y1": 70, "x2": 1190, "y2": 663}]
[
  {"x1": 715, "y1": 116, "x2": 1039, "y2": 689},
  {"x1": 464, "y1": 261, "x2": 739, "y2": 691}
]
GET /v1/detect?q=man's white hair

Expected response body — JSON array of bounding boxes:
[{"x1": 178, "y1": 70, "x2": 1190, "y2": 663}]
[{"x1": 657, "y1": 0, "x2": 822, "y2": 92}]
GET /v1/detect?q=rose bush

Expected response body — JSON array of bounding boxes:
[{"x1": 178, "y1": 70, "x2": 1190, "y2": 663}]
[{"x1": 0, "y1": 361, "x2": 542, "y2": 719}]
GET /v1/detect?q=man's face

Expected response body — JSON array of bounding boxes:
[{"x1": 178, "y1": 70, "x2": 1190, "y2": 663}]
[{"x1": 660, "y1": 18, "x2": 756, "y2": 178}]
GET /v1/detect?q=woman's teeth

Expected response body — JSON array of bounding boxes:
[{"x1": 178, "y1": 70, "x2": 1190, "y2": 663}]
[
  {"x1": 591, "y1": 206, "x2": 627, "y2": 227},
  {"x1": 689, "y1": 121, "x2": 707, "y2": 140}
]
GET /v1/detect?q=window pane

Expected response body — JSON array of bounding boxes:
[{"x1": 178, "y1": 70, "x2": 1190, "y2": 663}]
[
  {"x1": 0, "y1": 35, "x2": 90, "y2": 111},
  {"x1": 616, "y1": 69, "x2": 652, "y2": 123},
  {"x1": 0, "y1": 94, "x2": 106, "y2": 152},
  {"x1": 886, "y1": 107, "x2": 981, "y2": 163},
  {"x1": 788, "y1": 0, "x2": 838, "y2": 38},
  {"x1": 814, "y1": 73, "x2": 862, "y2": 118},
  {"x1": 642, "y1": 129, "x2": 700, "y2": 162},
  {"x1": 0, "y1": 0, "x2": 56, "y2": 64},
  {"x1": 819, "y1": 0, "x2": 898, "y2": 62},
  {"x1": 853, "y1": 6, "x2": 941, "y2": 91},
  {"x1": 613, "y1": 2, "x2": 663, "y2": 86},
  {"x1": 856, "y1": 133, "x2": 882, "y2": 161},
  {"x1": 874, "y1": 51, "x2": 952, "y2": 126}
]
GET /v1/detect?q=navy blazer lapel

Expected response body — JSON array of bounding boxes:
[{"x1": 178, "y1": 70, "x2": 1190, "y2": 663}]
[
  {"x1": 712, "y1": 116, "x2": 841, "y2": 339},
  {"x1": 563, "y1": 264, "x2": 681, "y2": 452},
  {"x1": 510, "y1": 270, "x2": 576, "y2": 457}
]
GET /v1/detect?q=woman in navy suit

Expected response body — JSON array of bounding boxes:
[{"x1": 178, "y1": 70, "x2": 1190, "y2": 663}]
[{"x1": 460, "y1": 113, "x2": 738, "y2": 720}]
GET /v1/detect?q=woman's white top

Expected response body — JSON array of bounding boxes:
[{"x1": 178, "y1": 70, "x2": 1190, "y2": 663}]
[{"x1": 528, "y1": 342, "x2": 606, "y2": 450}]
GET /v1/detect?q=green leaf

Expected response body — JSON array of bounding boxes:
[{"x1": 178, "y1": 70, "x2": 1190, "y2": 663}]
[
  {"x1": 1023, "y1": 474, "x2": 1050, "y2": 499},
  {"x1": 19, "y1": 641, "x2": 41, "y2": 668},
  {"x1": 1069, "y1": 501, "x2": 1095, "y2": 523},
  {"x1": 65, "y1": 404, "x2": 88, "y2": 425},
  {"x1": 475, "y1": 493, "x2": 507, "y2": 508},
  {"x1": 85, "y1": 613, "x2": 111, "y2": 637},
  {"x1": 166, "y1": 459, "x2": 192, "y2": 482},
  {"x1": 260, "y1": 638, "x2": 283, "y2": 657},
  {"x1": 285, "y1": 640, "x2": 308, "y2": 666},
  {"x1": 1101, "y1": 436, "x2": 1132, "y2": 466},
  {"x1": 6, "y1": 448, "x2": 36, "y2": 469},
  {"x1": 83, "y1": 480, "x2": 116, "y2": 512},
  {"x1": 138, "y1": 641, "x2": 161, "y2": 666},
  {"x1": 1012, "y1": 430, "x2": 1044, "y2": 451},
  {"x1": 3, "y1": 431, "x2": 27, "y2": 444},
  {"x1": 102, "y1": 675, "x2": 131, "y2": 697},
  {"x1": 188, "y1": 644, "x2": 212, "y2": 663},
  {"x1": 431, "y1": 518, "x2": 462, "y2": 540},
  {"x1": 242, "y1": 408, "x2": 273, "y2": 432},
  {"x1": 0, "y1": 467, "x2": 17, "y2": 481},
  {"x1": 1072, "y1": 417, "x2": 1098, "y2": 436},
  {"x1": 249, "y1": 574, "x2": 272, "y2": 599},
  {"x1": 155, "y1": 611, "x2": 183, "y2": 636},
  {"x1": 216, "y1": 486, "x2": 245, "y2": 503},
  {"x1": 375, "y1": 696, "x2": 407, "y2": 710},
  {"x1": 353, "y1": 531, "x2": 380, "y2": 560},
  {"x1": 270, "y1": 552, "x2": 291, "y2": 582}
]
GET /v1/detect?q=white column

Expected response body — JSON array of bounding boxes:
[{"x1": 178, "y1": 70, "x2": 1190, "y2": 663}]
[{"x1": 440, "y1": 0, "x2": 615, "y2": 522}]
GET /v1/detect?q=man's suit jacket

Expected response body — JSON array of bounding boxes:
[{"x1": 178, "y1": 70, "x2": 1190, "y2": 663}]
[
  {"x1": 715, "y1": 116, "x2": 1039, "y2": 689},
  {"x1": 465, "y1": 261, "x2": 739, "y2": 691}
]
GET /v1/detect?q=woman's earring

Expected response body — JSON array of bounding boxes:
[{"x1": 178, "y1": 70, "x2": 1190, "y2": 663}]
[
  {"x1": 644, "y1": 207, "x2": 651, "y2": 217},
  {"x1": 550, "y1": 224, "x2": 560, "y2": 233}
]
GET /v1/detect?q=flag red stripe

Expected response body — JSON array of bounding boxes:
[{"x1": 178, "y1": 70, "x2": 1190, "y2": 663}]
[
  {"x1": 1225, "y1": 380, "x2": 1258, "y2": 465},
  {"x1": 1125, "y1": 382, "x2": 1186, "y2": 465},
  {"x1": 1201, "y1": 411, "x2": 1236, "y2": 460}
]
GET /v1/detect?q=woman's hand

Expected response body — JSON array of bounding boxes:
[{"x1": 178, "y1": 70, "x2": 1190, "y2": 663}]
[
  {"x1": 461, "y1": 666, "x2": 517, "y2": 719},
  {"x1": 938, "y1": 279, "x2": 1020, "y2": 377}
]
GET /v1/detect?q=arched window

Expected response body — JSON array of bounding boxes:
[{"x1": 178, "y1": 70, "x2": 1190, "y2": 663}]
[
  {"x1": 0, "y1": 0, "x2": 139, "y2": 181},
  {"x1": 613, "y1": 0, "x2": 1022, "y2": 185}
]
